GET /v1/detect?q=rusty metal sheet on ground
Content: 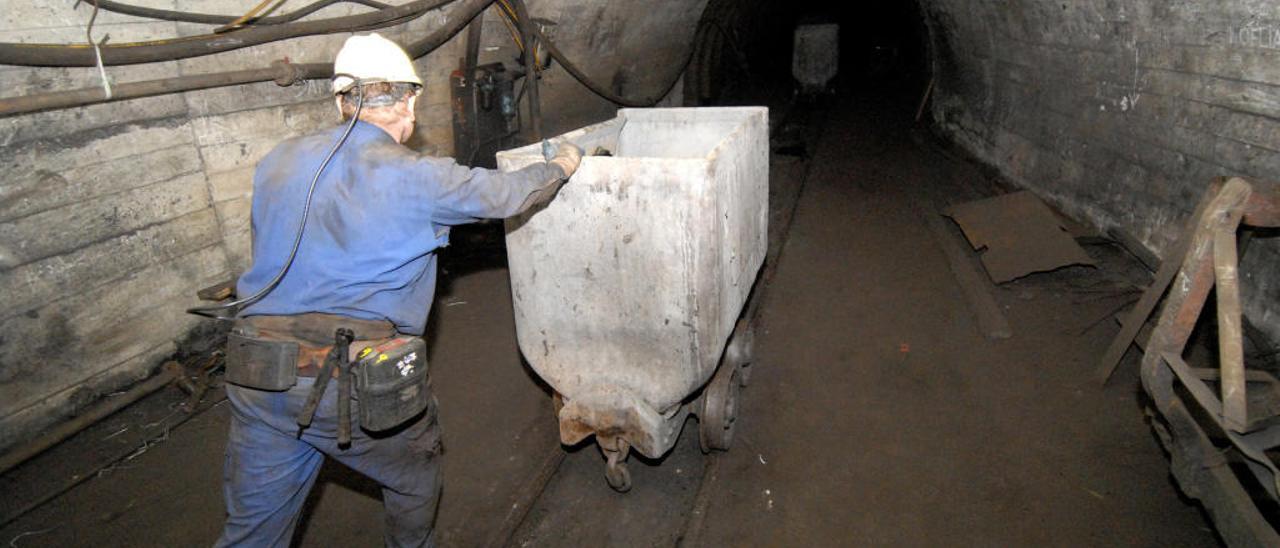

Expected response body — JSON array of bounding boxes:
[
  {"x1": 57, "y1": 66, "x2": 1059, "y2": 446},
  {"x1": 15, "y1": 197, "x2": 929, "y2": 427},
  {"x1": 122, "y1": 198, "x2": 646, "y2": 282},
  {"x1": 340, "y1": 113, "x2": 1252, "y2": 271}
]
[{"x1": 943, "y1": 191, "x2": 1096, "y2": 283}]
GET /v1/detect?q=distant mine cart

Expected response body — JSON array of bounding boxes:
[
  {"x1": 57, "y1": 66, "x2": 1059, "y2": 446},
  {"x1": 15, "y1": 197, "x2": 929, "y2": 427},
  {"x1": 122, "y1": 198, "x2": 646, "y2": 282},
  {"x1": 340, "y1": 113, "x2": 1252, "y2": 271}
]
[{"x1": 498, "y1": 107, "x2": 769, "y2": 491}]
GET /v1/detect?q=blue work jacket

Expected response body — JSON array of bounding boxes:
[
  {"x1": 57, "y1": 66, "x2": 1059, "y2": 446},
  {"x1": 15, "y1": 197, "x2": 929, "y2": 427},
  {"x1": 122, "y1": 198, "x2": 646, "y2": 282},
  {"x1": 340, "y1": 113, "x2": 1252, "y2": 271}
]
[{"x1": 236, "y1": 121, "x2": 563, "y2": 335}]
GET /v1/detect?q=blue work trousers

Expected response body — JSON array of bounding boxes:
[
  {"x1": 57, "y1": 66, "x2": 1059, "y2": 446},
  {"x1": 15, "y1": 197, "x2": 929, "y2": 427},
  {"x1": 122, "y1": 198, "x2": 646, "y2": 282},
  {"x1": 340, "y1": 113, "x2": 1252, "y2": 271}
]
[{"x1": 216, "y1": 377, "x2": 442, "y2": 547}]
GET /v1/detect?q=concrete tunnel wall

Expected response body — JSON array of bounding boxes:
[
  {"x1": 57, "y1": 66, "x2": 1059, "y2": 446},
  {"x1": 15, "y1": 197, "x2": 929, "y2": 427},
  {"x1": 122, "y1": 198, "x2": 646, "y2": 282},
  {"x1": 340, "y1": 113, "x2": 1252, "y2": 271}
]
[
  {"x1": 918, "y1": 0, "x2": 1280, "y2": 343},
  {"x1": 2, "y1": 0, "x2": 1279, "y2": 453},
  {"x1": 0, "y1": 0, "x2": 705, "y2": 453}
]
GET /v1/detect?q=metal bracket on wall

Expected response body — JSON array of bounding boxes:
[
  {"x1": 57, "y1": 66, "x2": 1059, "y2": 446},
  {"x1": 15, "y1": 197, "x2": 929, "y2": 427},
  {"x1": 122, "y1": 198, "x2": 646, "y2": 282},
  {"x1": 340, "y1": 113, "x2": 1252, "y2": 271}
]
[{"x1": 451, "y1": 62, "x2": 520, "y2": 168}]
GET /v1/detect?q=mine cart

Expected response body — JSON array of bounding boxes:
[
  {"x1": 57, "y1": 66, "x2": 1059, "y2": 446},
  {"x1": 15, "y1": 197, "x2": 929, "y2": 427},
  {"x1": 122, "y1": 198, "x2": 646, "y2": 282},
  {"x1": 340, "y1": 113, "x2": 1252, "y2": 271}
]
[
  {"x1": 497, "y1": 107, "x2": 768, "y2": 491},
  {"x1": 1131, "y1": 177, "x2": 1280, "y2": 545}
]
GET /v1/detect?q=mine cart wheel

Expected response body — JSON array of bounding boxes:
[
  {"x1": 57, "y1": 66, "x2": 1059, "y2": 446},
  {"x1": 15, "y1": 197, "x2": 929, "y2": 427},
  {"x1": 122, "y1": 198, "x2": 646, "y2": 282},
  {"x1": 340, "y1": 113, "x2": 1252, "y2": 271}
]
[
  {"x1": 699, "y1": 362, "x2": 742, "y2": 453},
  {"x1": 604, "y1": 460, "x2": 632, "y2": 492},
  {"x1": 603, "y1": 439, "x2": 633, "y2": 492},
  {"x1": 726, "y1": 320, "x2": 756, "y2": 387}
]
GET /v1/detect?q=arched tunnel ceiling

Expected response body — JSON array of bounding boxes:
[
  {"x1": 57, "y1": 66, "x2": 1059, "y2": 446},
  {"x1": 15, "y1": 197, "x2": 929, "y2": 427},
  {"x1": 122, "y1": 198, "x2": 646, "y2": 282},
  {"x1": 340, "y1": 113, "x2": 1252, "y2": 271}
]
[{"x1": 908, "y1": 0, "x2": 1280, "y2": 343}]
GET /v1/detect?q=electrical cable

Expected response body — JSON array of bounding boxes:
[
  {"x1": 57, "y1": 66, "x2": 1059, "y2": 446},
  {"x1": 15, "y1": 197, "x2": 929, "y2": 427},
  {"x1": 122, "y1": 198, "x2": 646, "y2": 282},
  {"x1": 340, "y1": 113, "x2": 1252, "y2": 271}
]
[
  {"x1": 187, "y1": 79, "x2": 366, "y2": 320},
  {"x1": 88, "y1": 0, "x2": 391, "y2": 27},
  {"x1": 2, "y1": 0, "x2": 696, "y2": 115},
  {"x1": 214, "y1": 0, "x2": 289, "y2": 33},
  {"x1": 495, "y1": 3, "x2": 523, "y2": 51},
  {"x1": 462, "y1": 11, "x2": 484, "y2": 165},
  {"x1": 82, "y1": 0, "x2": 114, "y2": 99},
  {"x1": 0, "y1": 62, "x2": 328, "y2": 116},
  {"x1": 496, "y1": 0, "x2": 517, "y2": 21},
  {"x1": 495, "y1": 0, "x2": 548, "y2": 70},
  {"x1": 510, "y1": 0, "x2": 541, "y2": 139},
  {"x1": 520, "y1": 6, "x2": 695, "y2": 107},
  {"x1": 403, "y1": 0, "x2": 491, "y2": 56},
  {"x1": 0, "y1": 0, "x2": 496, "y2": 117},
  {"x1": 0, "y1": 0, "x2": 450, "y2": 67}
]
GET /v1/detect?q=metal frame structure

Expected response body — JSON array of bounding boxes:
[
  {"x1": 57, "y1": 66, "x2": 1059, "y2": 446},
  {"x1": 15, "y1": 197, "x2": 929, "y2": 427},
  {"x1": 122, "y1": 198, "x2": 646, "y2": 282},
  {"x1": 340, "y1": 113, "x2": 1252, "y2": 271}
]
[{"x1": 1140, "y1": 177, "x2": 1280, "y2": 546}]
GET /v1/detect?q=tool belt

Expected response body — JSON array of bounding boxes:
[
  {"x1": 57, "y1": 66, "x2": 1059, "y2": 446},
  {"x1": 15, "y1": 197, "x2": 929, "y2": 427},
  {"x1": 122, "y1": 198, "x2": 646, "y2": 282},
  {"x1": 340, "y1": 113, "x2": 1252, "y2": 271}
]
[{"x1": 224, "y1": 314, "x2": 431, "y2": 445}]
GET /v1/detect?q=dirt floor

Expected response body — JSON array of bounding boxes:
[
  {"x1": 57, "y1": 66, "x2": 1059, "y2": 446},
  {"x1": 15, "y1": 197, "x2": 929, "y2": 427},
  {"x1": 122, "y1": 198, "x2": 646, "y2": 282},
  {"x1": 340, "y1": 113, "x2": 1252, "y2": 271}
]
[
  {"x1": 0, "y1": 84, "x2": 1225, "y2": 546},
  {"x1": 682, "y1": 89, "x2": 1218, "y2": 546}
]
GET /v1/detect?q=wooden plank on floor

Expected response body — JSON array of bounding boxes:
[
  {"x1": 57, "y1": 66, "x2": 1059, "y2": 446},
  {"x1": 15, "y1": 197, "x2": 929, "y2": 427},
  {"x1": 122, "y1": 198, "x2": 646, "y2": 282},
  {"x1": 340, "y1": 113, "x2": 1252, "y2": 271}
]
[{"x1": 913, "y1": 197, "x2": 1012, "y2": 340}]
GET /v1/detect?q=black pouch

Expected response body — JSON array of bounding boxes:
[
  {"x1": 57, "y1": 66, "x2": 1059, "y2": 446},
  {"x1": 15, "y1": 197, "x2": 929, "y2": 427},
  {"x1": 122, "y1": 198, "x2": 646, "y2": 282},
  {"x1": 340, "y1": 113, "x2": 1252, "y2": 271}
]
[
  {"x1": 354, "y1": 337, "x2": 430, "y2": 431},
  {"x1": 225, "y1": 326, "x2": 299, "y2": 391}
]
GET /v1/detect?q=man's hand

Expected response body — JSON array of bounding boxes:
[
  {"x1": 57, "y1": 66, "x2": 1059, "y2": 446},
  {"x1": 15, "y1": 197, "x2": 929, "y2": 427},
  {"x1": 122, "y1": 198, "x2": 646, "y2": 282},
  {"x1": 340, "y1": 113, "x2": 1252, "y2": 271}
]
[{"x1": 548, "y1": 143, "x2": 584, "y2": 178}]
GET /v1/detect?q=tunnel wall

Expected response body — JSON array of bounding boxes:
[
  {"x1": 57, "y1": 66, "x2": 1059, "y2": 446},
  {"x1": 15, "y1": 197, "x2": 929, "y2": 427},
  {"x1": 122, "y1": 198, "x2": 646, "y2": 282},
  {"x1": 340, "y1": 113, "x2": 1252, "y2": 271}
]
[
  {"x1": 0, "y1": 0, "x2": 702, "y2": 452},
  {"x1": 921, "y1": 0, "x2": 1280, "y2": 342}
]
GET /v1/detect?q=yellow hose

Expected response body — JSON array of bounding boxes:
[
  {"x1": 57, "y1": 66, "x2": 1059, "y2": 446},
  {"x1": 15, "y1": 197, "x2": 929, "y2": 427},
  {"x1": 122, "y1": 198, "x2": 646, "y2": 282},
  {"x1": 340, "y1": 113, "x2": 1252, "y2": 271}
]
[
  {"x1": 497, "y1": 0, "x2": 544, "y2": 69},
  {"x1": 496, "y1": 1, "x2": 524, "y2": 51},
  {"x1": 216, "y1": 0, "x2": 289, "y2": 32}
]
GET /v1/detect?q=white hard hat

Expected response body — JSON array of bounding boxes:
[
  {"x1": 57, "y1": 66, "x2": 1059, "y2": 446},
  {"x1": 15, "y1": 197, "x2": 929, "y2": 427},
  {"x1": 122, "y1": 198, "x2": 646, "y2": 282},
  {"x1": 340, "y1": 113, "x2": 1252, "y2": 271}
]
[{"x1": 331, "y1": 33, "x2": 422, "y2": 95}]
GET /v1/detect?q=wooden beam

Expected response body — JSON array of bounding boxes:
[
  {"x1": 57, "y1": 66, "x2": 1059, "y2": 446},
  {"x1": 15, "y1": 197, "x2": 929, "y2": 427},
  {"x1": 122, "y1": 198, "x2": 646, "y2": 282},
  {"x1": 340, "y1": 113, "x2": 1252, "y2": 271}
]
[
  {"x1": 916, "y1": 199, "x2": 1012, "y2": 340},
  {"x1": 1214, "y1": 227, "x2": 1248, "y2": 432}
]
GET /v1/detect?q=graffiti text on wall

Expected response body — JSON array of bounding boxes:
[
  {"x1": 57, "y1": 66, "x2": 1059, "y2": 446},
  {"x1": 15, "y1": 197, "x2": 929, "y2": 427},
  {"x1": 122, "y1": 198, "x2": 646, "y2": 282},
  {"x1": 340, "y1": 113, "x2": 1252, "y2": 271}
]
[{"x1": 1229, "y1": 24, "x2": 1280, "y2": 49}]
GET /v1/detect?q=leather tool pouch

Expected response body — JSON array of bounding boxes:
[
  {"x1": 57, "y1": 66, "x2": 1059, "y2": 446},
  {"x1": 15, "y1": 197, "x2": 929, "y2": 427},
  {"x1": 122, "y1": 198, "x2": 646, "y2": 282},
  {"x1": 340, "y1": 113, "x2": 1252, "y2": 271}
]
[
  {"x1": 354, "y1": 337, "x2": 431, "y2": 432},
  {"x1": 225, "y1": 325, "x2": 299, "y2": 391}
]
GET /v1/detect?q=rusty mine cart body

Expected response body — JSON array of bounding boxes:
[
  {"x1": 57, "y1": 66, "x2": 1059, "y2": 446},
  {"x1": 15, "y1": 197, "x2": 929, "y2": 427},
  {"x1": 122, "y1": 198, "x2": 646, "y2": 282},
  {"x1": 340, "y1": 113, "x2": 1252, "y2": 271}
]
[
  {"x1": 497, "y1": 107, "x2": 769, "y2": 491},
  {"x1": 1127, "y1": 177, "x2": 1280, "y2": 546}
]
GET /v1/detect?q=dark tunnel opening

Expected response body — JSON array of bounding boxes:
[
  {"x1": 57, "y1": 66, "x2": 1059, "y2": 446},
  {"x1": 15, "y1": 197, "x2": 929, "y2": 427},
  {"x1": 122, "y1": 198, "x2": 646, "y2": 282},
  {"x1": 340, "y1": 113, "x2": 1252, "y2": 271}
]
[{"x1": 687, "y1": 0, "x2": 933, "y2": 109}]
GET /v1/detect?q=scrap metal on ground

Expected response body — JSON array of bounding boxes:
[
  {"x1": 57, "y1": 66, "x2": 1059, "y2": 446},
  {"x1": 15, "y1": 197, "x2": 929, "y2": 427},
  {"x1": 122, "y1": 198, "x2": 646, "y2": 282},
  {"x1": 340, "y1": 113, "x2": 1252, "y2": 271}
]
[{"x1": 1138, "y1": 176, "x2": 1280, "y2": 546}]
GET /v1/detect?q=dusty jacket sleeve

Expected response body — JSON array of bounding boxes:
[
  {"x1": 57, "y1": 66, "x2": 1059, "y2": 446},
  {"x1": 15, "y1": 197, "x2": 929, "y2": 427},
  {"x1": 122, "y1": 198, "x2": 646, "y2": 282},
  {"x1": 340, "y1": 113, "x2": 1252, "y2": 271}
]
[{"x1": 424, "y1": 156, "x2": 567, "y2": 225}]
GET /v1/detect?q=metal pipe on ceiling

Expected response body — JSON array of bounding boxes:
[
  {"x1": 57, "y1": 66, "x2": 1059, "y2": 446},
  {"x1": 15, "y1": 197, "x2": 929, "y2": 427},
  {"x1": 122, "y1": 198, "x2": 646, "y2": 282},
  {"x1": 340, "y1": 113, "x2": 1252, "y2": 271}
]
[
  {"x1": 0, "y1": 0, "x2": 451, "y2": 67},
  {"x1": 92, "y1": 0, "x2": 393, "y2": 26},
  {"x1": 0, "y1": 0, "x2": 702, "y2": 117},
  {"x1": 0, "y1": 0, "x2": 495, "y2": 117}
]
